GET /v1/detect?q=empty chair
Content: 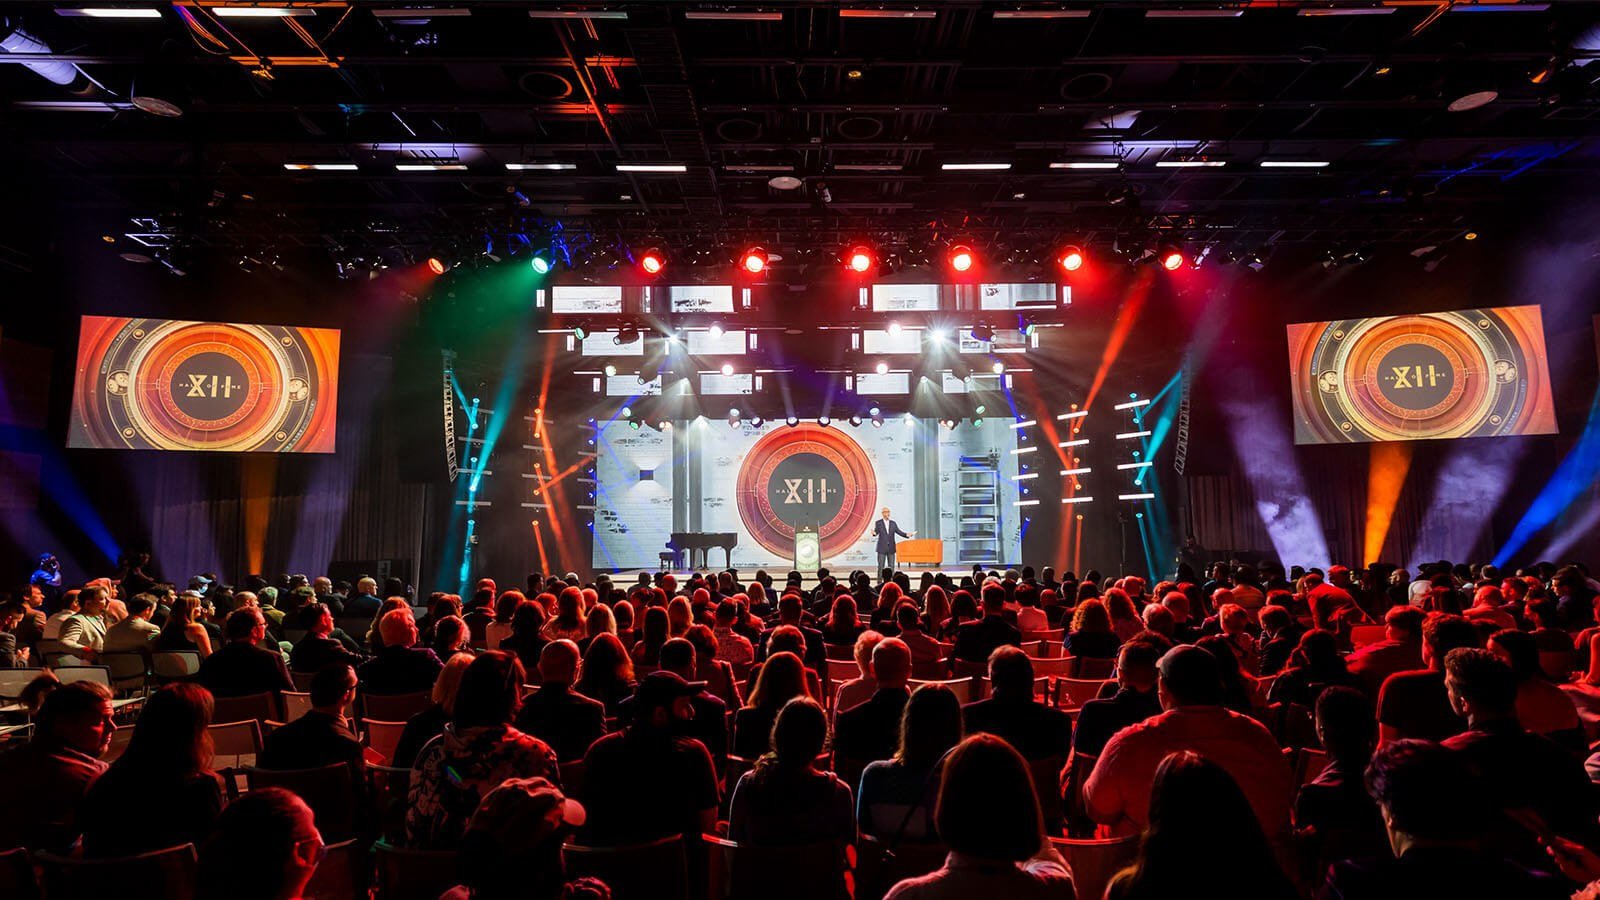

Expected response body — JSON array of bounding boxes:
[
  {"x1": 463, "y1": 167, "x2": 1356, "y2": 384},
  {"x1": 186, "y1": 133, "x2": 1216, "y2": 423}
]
[
  {"x1": 823, "y1": 658, "x2": 861, "y2": 686},
  {"x1": 152, "y1": 651, "x2": 202, "y2": 683},
  {"x1": 98, "y1": 652, "x2": 150, "y2": 695},
  {"x1": 208, "y1": 719, "x2": 264, "y2": 770},
  {"x1": 52, "y1": 666, "x2": 112, "y2": 690},
  {"x1": 244, "y1": 764, "x2": 359, "y2": 842},
  {"x1": 211, "y1": 691, "x2": 282, "y2": 726},
  {"x1": 562, "y1": 835, "x2": 688, "y2": 900},
  {"x1": 1074, "y1": 657, "x2": 1116, "y2": 680},
  {"x1": 362, "y1": 719, "x2": 408, "y2": 764},
  {"x1": 281, "y1": 691, "x2": 314, "y2": 723},
  {"x1": 0, "y1": 667, "x2": 43, "y2": 700},
  {"x1": 374, "y1": 840, "x2": 459, "y2": 900},
  {"x1": 359, "y1": 690, "x2": 431, "y2": 722},
  {"x1": 1049, "y1": 835, "x2": 1140, "y2": 900},
  {"x1": 1055, "y1": 677, "x2": 1110, "y2": 711},
  {"x1": 704, "y1": 836, "x2": 849, "y2": 900},
  {"x1": 37, "y1": 843, "x2": 198, "y2": 900},
  {"x1": 1028, "y1": 656, "x2": 1074, "y2": 678}
]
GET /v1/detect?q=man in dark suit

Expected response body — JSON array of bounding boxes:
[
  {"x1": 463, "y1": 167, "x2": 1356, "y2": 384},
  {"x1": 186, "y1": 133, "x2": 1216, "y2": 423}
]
[
  {"x1": 515, "y1": 639, "x2": 608, "y2": 762},
  {"x1": 953, "y1": 584, "x2": 1022, "y2": 664},
  {"x1": 259, "y1": 663, "x2": 365, "y2": 772},
  {"x1": 290, "y1": 603, "x2": 363, "y2": 674},
  {"x1": 963, "y1": 646, "x2": 1072, "y2": 761},
  {"x1": 872, "y1": 507, "x2": 913, "y2": 575},
  {"x1": 355, "y1": 608, "x2": 443, "y2": 695},
  {"x1": 341, "y1": 577, "x2": 383, "y2": 618},
  {"x1": 834, "y1": 637, "x2": 912, "y2": 767},
  {"x1": 198, "y1": 607, "x2": 294, "y2": 698},
  {"x1": 1071, "y1": 639, "x2": 1164, "y2": 757}
]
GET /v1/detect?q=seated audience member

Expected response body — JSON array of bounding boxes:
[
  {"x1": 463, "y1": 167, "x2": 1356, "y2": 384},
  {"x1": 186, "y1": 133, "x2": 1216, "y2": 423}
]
[
  {"x1": 197, "y1": 788, "x2": 324, "y2": 900},
  {"x1": 1161, "y1": 592, "x2": 1202, "y2": 644},
  {"x1": 834, "y1": 630, "x2": 884, "y2": 716},
  {"x1": 963, "y1": 645, "x2": 1072, "y2": 761},
  {"x1": 357, "y1": 608, "x2": 444, "y2": 695},
  {"x1": 393, "y1": 652, "x2": 474, "y2": 768},
  {"x1": 516, "y1": 639, "x2": 609, "y2": 762},
  {"x1": 0, "y1": 681, "x2": 115, "y2": 851},
  {"x1": 101, "y1": 593, "x2": 161, "y2": 653},
  {"x1": 1441, "y1": 648, "x2": 1598, "y2": 864},
  {"x1": 631, "y1": 605, "x2": 670, "y2": 668},
  {"x1": 835, "y1": 637, "x2": 914, "y2": 770},
  {"x1": 734, "y1": 650, "x2": 809, "y2": 759},
  {"x1": 1320, "y1": 740, "x2": 1566, "y2": 900},
  {"x1": 342, "y1": 577, "x2": 383, "y2": 617},
  {"x1": 1268, "y1": 629, "x2": 1360, "y2": 708},
  {"x1": 683, "y1": 624, "x2": 741, "y2": 709},
  {"x1": 1561, "y1": 630, "x2": 1600, "y2": 743},
  {"x1": 1064, "y1": 598, "x2": 1121, "y2": 660},
  {"x1": 1105, "y1": 588, "x2": 1143, "y2": 643},
  {"x1": 728, "y1": 697, "x2": 854, "y2": 848},
  {"x1": 895, "y1": 603, "x2": 944, "y2": 670},
  {"x1": 884, "y1": 734, "x2": 1074, "y2": 900},
  {"x1": 198, "y1": 607, "x2": 295, "y2": 698},
  {"x1": 1464, "y1": 585, "x2": 1518, "y2": 631},
  {"x1": 858, "y1": 683, "x2": 964, "y2": 842},
  {"x1": 499, "y1": 599, "x2": 547, "y2": 673},
  {"x1": 1347, "y1": 605, "x2": 1424, "y2": 697},
  {"x1": 41, "y1": 589, "x2": 79, "y2": 640},
  {"x1": 406, "y1": 651, "x2": 559, "y2": 848},
  {"x1": 157, "y1": 591, "x2": 214, "y2": 658},
  {"x1": 820, "y1": 595, "x2": 868, "y2": 646},
  {"x1": 1376, "y1": 613, "x2": 1478, "y2": 743},
  {"x1": 712, "y1": 599, "x2": 755, "y2": 670},
  {"x1": 757, "y1": 593, "x2": 828, "y2": 673},
  {"x1": 448, "y1": 777, "x2": 587, "y2": 900},
  {"x1": 0, "y1": 603, "x2": 26, "y2": 667},
  {"x1": 1195, "y1": 634, "x2": 1259, "y2": 712},
  {"x1": 259, "y1": 663, "x2": 364, "y2": 771},
  {"x1": 80, "y1": 682, "x2": 224, "y2": 856},
  {"x1": 1085, "y1": 645, "x2": 1292, "y2": 838},
  {"x1": 1107, "y1": 751, "x2": 1297, "y2": 900},
  {"x1": 953, "y1": 585, "x2": 1022, "y2": 664},
  {"x1": 57, "y1": 584, "x2": 110, "y2": 663},
  {"x1": 290, "y1": 602, "x2": 362, "y2": 674},
  {"x1": 542, "y1": 586, "x2": 589, "y2": 643},
  {"x1": 647, "y1": 637, "x2": 729, "y2": 766},
  {"x1": 1141, "y1": 604, "x2": 1176, "y2": 641},
  {"x1": 1015, "y1": 585, "x2": 1048, "y2": 633},
  {"x1": 430, "y1": 614, "x2": 473, "y2": 660},
  {"x1": 1294, "y1": 687, "x2": 1387, "y2": 872},
  {"x1": 1255, "y1": 605, "x2": 1297, "y2": 676},
  {"x1": 1486, "y1": 628, "x2": 1584, "y2": 751},
  {"x1": 579, "y1": 671, "x2": 720, "y2": 846},
  {"x1": 1073, "y1": 639, "x2": 1164, "y2": 758},
  {"x1": 573, "y1": 632, "x2": 636, "y2": 716}
]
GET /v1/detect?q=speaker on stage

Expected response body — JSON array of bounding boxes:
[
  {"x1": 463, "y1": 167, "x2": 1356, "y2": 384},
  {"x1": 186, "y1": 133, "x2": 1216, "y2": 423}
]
[{"x1": 794, "y1": 525, "x2": 820, "y2": 573}]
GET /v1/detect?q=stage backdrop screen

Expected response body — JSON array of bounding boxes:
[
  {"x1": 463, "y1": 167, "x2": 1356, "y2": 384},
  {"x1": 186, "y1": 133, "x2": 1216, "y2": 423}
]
[
  {"x1": 592, "y1": 418, "x2": 1023, "y2": 571},
  {"x1": 1287, "y1": 305, "x2": 1555, "y2": 444},
  {"x1": 69, "y1": 316, "x2": 340, "y2": 453}
]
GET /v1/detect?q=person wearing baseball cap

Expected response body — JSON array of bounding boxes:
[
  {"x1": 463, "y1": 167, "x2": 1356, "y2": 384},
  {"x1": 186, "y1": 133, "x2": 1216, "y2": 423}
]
[
  {"x1": 579, "y1": 671, "x2": 720, "y2": 846},
  {"x1": 449, "y1": 777, "x2": 585, "y2": 900}
]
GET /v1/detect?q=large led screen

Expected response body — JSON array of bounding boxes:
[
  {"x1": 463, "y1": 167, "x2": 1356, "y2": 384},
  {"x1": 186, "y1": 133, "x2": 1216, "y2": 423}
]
[
  {"x1": 69, "y1": 316, "x2": 340, "y2": 453},
  {"x1": 1287, "y1": 305, "x2": 1555, "y2": 444}
]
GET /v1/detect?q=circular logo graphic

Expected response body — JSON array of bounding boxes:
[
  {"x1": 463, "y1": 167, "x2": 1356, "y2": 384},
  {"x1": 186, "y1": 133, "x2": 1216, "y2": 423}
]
[
  {"x1": 735, "y1": 424, "x2": 877, "y2": 560},
  {"x1": 170, "y1": 351, "x2": 252, "y2": 422},
  {"x1": 1374, "y1": 342, "x2": 1454, "y2": 413}
]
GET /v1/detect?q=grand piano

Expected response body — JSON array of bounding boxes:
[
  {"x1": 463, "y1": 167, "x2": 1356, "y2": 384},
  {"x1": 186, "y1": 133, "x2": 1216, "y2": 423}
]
[{"x1": 666, "y1": 532, "x2": 738, "y2": 571}]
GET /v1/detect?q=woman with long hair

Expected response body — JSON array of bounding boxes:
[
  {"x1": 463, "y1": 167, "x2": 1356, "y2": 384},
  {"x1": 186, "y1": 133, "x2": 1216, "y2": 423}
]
[
  {"x1": 685, "y1": 623, "x2": 741, "y2": 709},
  {"x1": 733, "y1": 651, "x2": 809, "y2": 759},
  {"x1": 728, "y1": 697, "x2": 854, "y2": 848},
  {"x1": 406, "y1": 651, "x2": 560, "y2": 849},
  {"x1": 922, "y1": 585, "x2": 951, "y2": 636},
  {"x1": 1075, "y1": 579, "x2": 1101, "y2": 606},
  {"x1": 498, "y1": 600, "x2": 546, "y2": 675},
  {"x1": 156, "y1": 592, "x2": 214, "y2": 658},
  {"x1": 1103, "y1": 588, "x2": 1141, "y2": 643},
  {"x1": 667, "y1": 596, "x2": 694, "y2": 638},
  {"x1": 573, "y1": 632, "x2": 635, "y2": 715},
  {"x1": 631, "y1": 605, "x2": 670, "y2": 667},
  {"x1": 581, "y1": 603, "x2": 616, "y2": 654},
  {"x1": 394, "y1": 652, "x2": 476, "y2": 767},
  {"x1": 871, "y1": 582, "x2": 905, "y2": 632},
  {"x1": 940, "y1": 590, "x2": 979, "y2": 641},
  {"x1": 745, "y1": 580, "x2": 771, "y2": 618},
  {"x1": 884, "y1": 734, "x2": 1071, "y2": 898},
  {"x1": 1267, "y1": 629, "x2": 1358, "y2": 707},
  {"x1": 612, "y1": 599, "x2": 637, "y2": 649},
  {"x1": 1106, "y1": 752, "x2": 1297, "y2": 900},
  {"x1": 1066, "y1": 598, "x2": 1121, "y2": 659},
  {"x1": 858, "y1": 683, "x2": 964, "y2": 842},
  {"x1": 482, "y1": 590, "x2": 521, "y2": 649},
  {"x1": 821, "y1": 595, "x2": 866, "y2": 646},
  {"x1": 80, "y1": 682, "x2": 223, "y2": 856},
  {"x1": 540, "y1": 587, "x2": 587, "y2": 643},
  {"x1": 420, "y1": 593, "x2": 464, "y2": 642},
  {"x1": 430, "y1": 614, "x2": 474, "y2": 661}
]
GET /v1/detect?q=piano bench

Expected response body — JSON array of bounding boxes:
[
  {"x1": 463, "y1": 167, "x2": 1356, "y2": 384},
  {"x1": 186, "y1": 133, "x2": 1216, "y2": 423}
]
[{"x1": 658, "y1": 551, "x2": 680, "y2": 570}]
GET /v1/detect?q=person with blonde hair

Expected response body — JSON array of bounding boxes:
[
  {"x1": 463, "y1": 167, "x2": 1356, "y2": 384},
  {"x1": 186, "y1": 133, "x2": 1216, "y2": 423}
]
[
  {"x1": 833, "y1": 630, "x2": 884, "y2": 716},
  {"x1": 734, "y1": 650, "x2": 809, "y2": 758},
  {"x1": 394, "y1": 652, "x2": 476, "y2": 767},
  {"x1": 357, "y1": 608, "x2": 443, "y2": 695}
]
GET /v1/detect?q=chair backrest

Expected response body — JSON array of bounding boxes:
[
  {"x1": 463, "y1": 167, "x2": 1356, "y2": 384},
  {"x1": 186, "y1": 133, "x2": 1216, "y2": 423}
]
[
  {"x1": 704, "y1": 836, "x2": 849, "y2": 900},
  {"x1": 950, "y1": 659, "x2": 987, "y2": 679},
  {"x1": 824, "y1": 657, "x2": 861, "y2": 686},
  {"x1": 37, "y1": 842, "x2": 197, "y2": 900},
  {"x1": 152, "y1": 651, "x2": 201, "y2": 679},
  {"x1": 361, "y1": 719, "x2": 408, "y2": 764},
  {"x1": 291, "y1": 670, "x2": 317, "y2": 692},
  {"x1": 211, "y1": 691, "x2": 282, "y2": 726},
  {"x1": 1252, "y1": 674, "x2": 1278, "y2": 708},
  {"x1": 359, "y1": 691, "x2": 431, "y2": 722},
  {"x1": 282, "y1": 691, "x2": 314, "y2": 722},
  {"x1": 1055, "y1": 677, "x2": 1110, "y2": 710},
  {"x1": 0, "y1": 846, "x2": 38, "y2": 900},
  {"x1": 910, "y1": 660, "x2": 949, "y2": 682},
  {"x1": 563, "y1": 835, "x2": 687, "y2": 900},
  {"x1": 854, "y1": 835, "x2": 947, "y2": 900},
  {"x1": 374, "y1": 840, "x2": 459, "y2": 900},
  {"x1": 1028, "y1": 656, "x2": 1074, "y2": 677},
  {"x1": 1049, "y1": 835, "x2": 1140, "y2": 900},
  {"x1": 245, "y1": 764, "x2": 358, "y2": 841},
  {"x1": 0, "y1": 667, "x2": 44, "y2": 700},
  {"x1": 99, "y1": 652, "x2": 150, "y2": 691},
  {"x1": 1027, "y1": 755, "x2": 1066, "y2": 832},
  {"x1": 1074, "y1": 656, "x2": 1116, "y2": 680},
  {"x1": 52, "y1": 666, "x2": 112, "y2": 689},
  {"x1": 908, "y1": 677, "x2": 973, "y2": 704},
  {"x1": 823, "y1": 643, "x2": 856, "y2": 662},
  {"x1": 208, "y1": 719, "x2": 264, "y2": 762},
  {"x1": 302, "y1": 838, "x2": 364, "y2": 900},
  {"x1": 1295, "y1": 747, "x2": 1330, "y2": 787},
  {"x1": 1022, "y1": 628, "x2": 1065, "y2": 644},
  {"x1": 1348, "y1": 624, "x2": 1387, "y2": 649},
  {"x1": 334, "y1": 618, "x2": 371, "y2": 642}
]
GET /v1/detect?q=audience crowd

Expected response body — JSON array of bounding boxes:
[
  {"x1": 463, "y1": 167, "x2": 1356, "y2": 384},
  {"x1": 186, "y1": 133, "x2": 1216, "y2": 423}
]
[{"x1": 5, "y1": 556, "x2": 1600, "y2": 900}]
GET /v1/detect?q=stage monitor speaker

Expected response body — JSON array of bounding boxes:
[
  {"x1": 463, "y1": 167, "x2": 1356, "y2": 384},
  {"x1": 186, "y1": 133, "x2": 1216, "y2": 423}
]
[{"x1": 327, "y1": 558, "x2": 413, "y2": 590}]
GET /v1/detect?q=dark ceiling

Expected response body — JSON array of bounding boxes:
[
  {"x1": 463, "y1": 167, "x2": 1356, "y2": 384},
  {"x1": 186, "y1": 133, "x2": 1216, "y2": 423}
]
[{"x1": 4, "y1": 1, "x2": 1600, "y2": 274}]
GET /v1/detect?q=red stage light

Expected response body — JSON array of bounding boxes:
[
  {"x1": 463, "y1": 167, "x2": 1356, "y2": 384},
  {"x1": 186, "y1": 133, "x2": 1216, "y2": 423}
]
[
  {"x1": 426, "y1": 257, "x2": 447, "y2": 275},
  {"x1": 845, "y1": 245, "x2": 875, "y2": 274},
  {"x1": 741, "y1": 247, "x2": 768, "y2": 274},
  {"x1": 949, "y1": 244, "x2": 975, "y2": 273},
  {"x1": 1160, "y1": 249, "x2": 1185, "y2": 271},
  {"x1": 1058, "y1": 246, "x2": 1085, "y2": 272},
  {"x1": 639, "y1": 247, "x2": 666, "y2": 275}
]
